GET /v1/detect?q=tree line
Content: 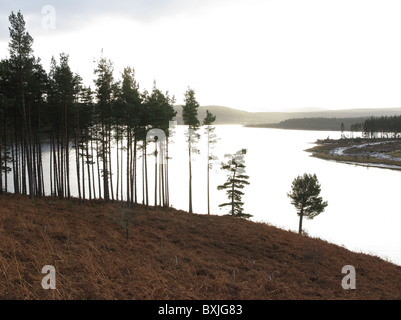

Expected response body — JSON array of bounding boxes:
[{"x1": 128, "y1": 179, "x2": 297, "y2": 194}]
[
  {"x1": 353, "y1": 115, "x2": 401, "y2": 139},
  {"x1": 249, "y1": 117, "x2": 369, "y2": 131},
  {"x1": 0, "y1": 11, "x2": 253, "y2": 220},
  {"x1": 246, "y1": 115, "x2": 401, "y2": 140},
  {"x1": 0, "y1": 11, "x2": 186, "y2": 207}
]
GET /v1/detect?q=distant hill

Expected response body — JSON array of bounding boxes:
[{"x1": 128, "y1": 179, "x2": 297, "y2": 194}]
[{"x1": 173, "y1": 106, "x2": 401, "y2": 125}]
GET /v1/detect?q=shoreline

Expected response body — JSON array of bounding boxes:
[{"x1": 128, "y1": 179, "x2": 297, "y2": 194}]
[{"x1": 305, "y1": 138, "x2": 401, "y2": 171}]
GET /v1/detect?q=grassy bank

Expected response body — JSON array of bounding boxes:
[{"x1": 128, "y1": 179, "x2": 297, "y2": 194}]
[{"x1": 0, "y1": 194, "x2": 400, "y2": 300}]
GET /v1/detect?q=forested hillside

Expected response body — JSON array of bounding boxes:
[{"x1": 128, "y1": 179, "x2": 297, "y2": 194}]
[{"x1": 247, "y1": 117, "x2": 369, "y2": 131}]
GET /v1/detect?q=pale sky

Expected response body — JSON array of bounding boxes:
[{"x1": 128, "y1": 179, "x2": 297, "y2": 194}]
[{"x1": 1, "y1": 0, "x2": 401, "y2": 112}]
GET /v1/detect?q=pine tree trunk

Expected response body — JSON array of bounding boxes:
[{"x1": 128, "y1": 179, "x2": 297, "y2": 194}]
[
  {"x1": 133, "y1": 137, "x2": 137, "y2": 204},
  {"x1": 3, "y1": 117, "x2": 7, "y2": 193},
  {"x1": 161, "y1": 144, "x2": 165, "y2": 208},
  {"x1": 19, "y1": 80, "x2": 34, "y2": 198},
  {"x1": 81, "y1": 143, "x2": 85, "y2": 200},
  {"x1": 90, "y1": 138, "x2": 96, "y2": 199},
  {"x1": 144, "y1": 142, "x2": 149, "y2": 207},
  {"x1": 130, "y1": 137, "x2": 134, "y2": 205},
  {"x1": 159, "y1": 149, "x2": 163, "y2": 207},
  {"x1": 12, "y1": 113, "x2": 19, "y2": 194},
  {"x1": 10, "y1": 125, "x2": 17, "y2": 194},
  {"x1": 108, "y1": 128, "x2": 114, "y2": 202},
  {"x1": 298, "y1": 207, "x2": 304, "y2": 234},
  {"x1": 57, "y1": 136, "x2": 63, "y2": 198},
  {"x1": 65, "y1": 102, "x2": 70, "y2": 200},
  {"x1": 165, "y1": 139, "x2": 169, "y2": 208},
  {"x1": 207, "y1": 134, "x2": 210, "y2": 215},
  {"x1": 188, "y1": 140, "x2": 193, "y2": 214},
  {"x1": 154, "y1": 142, "x2": 157, "y2": 209},
  {"x1": 75, "y1": 135, "x2": 82, "y2": 204},
  {"x1": 86, "y1": 141, "x2": 92, "y2": 200},
  {"x1": 0, "y1": 141, "x2": 3, "y2": 194},
  {"x1": 231, "y1": 168, "x2": 236, "y2": 216},
  {"x1": 96, "y1": 137, "x2": 102, "y2": 199},
  {"x1": 116, "y1": 130, "x2": 119, "y2": 201},
  {"x1": 126, "y1": 129, "x2": 130, "y2": 204},
  {"x1": 33, "y1": 104, "x2": 43, "y2": 197},
  {"x1": 120, "y1": 134, "x2": 123, "y2": 202},
  {"x1": 49, "y1": 134, "x2": 53, "y2": 196},
  {"x1": 142, "y1": 144, "x2": 145, "y2": 205},
  {"x1": 36, "y1": 127, "x2": 44, "y2": 197}
]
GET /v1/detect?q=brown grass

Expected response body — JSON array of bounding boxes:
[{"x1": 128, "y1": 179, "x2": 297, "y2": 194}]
[{"x1": 0, "y1": 194, "x2": 400, "y2": 300}]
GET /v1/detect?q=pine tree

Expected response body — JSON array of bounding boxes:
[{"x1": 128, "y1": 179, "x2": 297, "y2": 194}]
[
  {"x1": 203, "y1": 110, "x2": 217, "y2": 215},
  {"x1": 119, "y1": 67, "x2": 142, "y2": 205},
  {"x1": 0, "y1": 60, "x2": 13, "y2": 193},
  {"x1": 7, "y1": 11, "x2": 35, "y2": 197},
  {"x1": 217, "y1": 149, "x2": 251, "y2": 219},
  {"x1": 182, "y1": 88, "x2": 200, "y2": 214},
  {"x1": 144, "y1": 83, "x2": 176, "y2": 208},
  {"x1": 94, "y1": 53, "x2": 115, "y2": 202},
  {"x1": 287, "y1": 173, "x2": 328, "y2": 234},
  {"x1": 52, "y1": 53, "x2": 78, "y2": 199}
]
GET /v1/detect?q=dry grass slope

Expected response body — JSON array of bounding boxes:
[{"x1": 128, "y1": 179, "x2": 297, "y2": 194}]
[{"x1": 0, "y1": 194, "x2": 400, "y2": 300}]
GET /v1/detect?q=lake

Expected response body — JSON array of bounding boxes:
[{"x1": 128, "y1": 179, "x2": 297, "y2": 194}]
[
  {"x1": 5, "y1": 125, "x2": 401, "y2": 266},
  {"x1": 171, "y1": 125, "x2": 401, "y2": 266}
]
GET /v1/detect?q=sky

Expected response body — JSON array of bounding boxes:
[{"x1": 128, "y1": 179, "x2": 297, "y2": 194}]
[{"x1": 1, "y1": 0, "x2": 401, "y2": 112}]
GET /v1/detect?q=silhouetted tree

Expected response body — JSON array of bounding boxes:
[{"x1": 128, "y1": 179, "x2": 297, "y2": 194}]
[
  {"x1": 203, "y1": 110, "x2": 217, "y2": 215},
  {"x1": 182, "y1": 87, "x2": 200, "y2": 214},
  {"x1": 144, "y1": 82, "x2": 176, "y2": 208},
  {"x1": 94, "y1": 53, "x2": 115, "y2": 202},
  {"x1": 118, "y1": 67, "x2": 142, "y2": 205},
  {"x1": 7, "y1": 11, "x2": 36, "y2": 197},
  {"x1": 287, "y1": 173, "x2": 328, "y2": 234},
  {"x1": 49, "y1": 53, "x2": 79, "y2": 199},
  {"x1": 217, "y1": 149, "x2": 251, "y2": 219}
]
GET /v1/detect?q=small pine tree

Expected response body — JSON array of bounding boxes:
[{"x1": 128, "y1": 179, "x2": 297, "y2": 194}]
[
  {"x1": 287, "y1": 173, "x2": 328, "y2": 234},
  {"x1": 217, "y1": 149, "x2": 251, "y2": 219}
]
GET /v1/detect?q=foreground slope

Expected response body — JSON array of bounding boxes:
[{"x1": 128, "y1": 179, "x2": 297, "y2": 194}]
[{"x1": 0, "y1": 194, "x2": 400, "y2": 300}]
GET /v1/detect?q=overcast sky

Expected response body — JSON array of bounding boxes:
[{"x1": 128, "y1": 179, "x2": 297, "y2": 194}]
[{"x1": 1, "y1": 0, "x2": 401, "y2": 112}]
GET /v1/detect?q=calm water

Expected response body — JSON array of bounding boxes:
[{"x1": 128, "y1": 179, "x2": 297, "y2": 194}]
[
  {"x1": 5, "y1": 125, "x2": 401, "y2": 266},
  {"x1": 173, "y1": 126, "x2": 401, "y2": 266}
]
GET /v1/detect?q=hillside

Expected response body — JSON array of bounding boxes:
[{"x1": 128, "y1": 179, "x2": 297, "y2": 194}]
[
  {"x1": 0, "y1": 194, "x2": 400, "y2": 300},
  {"x1": 173, "y1": 105, "x2": 401, "y2": 126}
]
